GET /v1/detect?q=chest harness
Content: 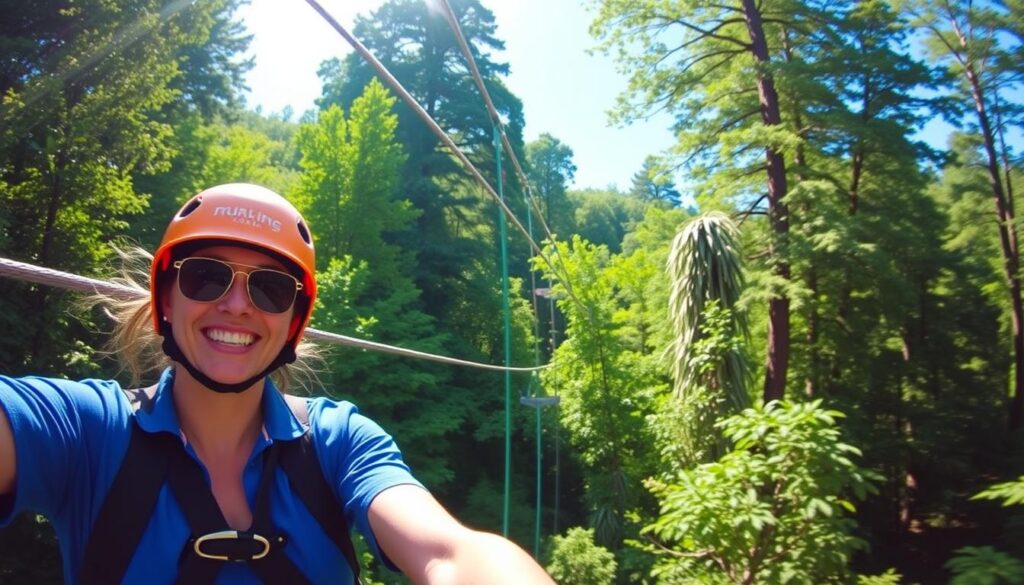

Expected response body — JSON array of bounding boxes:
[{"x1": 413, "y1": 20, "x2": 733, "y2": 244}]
[{"x1": 78, "y1": 387, "x2": 361, "y2": 585}]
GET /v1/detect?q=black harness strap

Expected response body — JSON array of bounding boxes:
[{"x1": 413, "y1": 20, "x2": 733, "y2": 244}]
[
  {"x1": 80, "y1": 424, "x2": 169, "y2": 585},
  {"x1": 78, "y1": 388, "x2": 361, "y2": 584},
  {"x1": 162, "y1": 430, "x2": 242, "y2": 585},
  {"x1": 166, "y1": 436, "x2": 311, "y2": 585},
  {"x1": 239, "y1": 441, "x2": 311, "y2": 585},
  {"x1": 279, "y1": 434, "x2": 361, "y2": 584}
]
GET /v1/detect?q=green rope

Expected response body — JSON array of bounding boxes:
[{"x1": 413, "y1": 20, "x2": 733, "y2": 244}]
[{"x1": 494, "y1": 126, "x2": 513, "y2": 538}]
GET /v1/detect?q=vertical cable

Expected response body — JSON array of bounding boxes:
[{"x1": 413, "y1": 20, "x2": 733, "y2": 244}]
[{"x1": 495, "y1": 126, "x2": 513, "y2": 537}]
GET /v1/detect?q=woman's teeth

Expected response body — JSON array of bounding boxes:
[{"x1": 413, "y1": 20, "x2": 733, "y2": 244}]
[{"x1": 206, "y1": 328, "x2": 254, "y2": 346}]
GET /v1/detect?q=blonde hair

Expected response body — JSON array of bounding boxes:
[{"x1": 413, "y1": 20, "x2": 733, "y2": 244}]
[{"x1": 88, "y1": 244, "x2": 324, "y2": 394}]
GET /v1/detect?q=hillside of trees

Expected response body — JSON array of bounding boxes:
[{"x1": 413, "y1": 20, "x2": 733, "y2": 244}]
[{"x1": 1, "y1": 0, "x2": 1023, "y2": 583}]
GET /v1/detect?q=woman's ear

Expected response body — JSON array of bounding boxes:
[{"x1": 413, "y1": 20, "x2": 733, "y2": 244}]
[{"x1": 160, "y1": 277, "x2": 174, "y2": 322}]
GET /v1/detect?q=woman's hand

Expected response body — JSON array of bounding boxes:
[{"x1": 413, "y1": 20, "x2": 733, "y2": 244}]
[{"x1": 369, "y1": 484, "x2": 555, "y2": 585}]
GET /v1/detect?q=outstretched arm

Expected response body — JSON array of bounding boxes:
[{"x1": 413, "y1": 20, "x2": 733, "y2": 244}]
[
  {"x1": 369, "y1": 484, "x2": 555, "y2": 585},
  {"x1": 0, "y1": 405, "x2": 14, "y2": 496}
]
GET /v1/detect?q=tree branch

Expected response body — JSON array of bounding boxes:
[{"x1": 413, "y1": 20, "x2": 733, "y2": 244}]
[
  {"x1": 737, "y1": 193, "x2": 770, "y2": 227},
  {"x1": 670, "y1": 18, "x2": 751, "y2": 50}
]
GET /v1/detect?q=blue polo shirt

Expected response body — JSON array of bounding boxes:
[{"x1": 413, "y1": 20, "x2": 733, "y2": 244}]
[{"x1": 0, "y1": 369, "x2": 421, "y2": 584}]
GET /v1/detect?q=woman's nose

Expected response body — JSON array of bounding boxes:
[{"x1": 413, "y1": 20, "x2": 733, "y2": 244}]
[{"x1": 217, "y1": 273, "x2": 254, "y2": 314}]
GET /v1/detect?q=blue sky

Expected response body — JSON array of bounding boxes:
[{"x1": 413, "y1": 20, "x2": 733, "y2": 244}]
[
  {"x1": 239, "y1": 0, "x2": 677, "y2": 191},
  {"x1": 239, "y1": 0, "x2": 974, "y2": 193}
]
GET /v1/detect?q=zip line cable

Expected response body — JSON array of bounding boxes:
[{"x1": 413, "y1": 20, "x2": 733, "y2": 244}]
[
  {"x1": 432, "y1": 0, "x2": 597, "y2": 328},
  {"x1": 436, "y1": 0, "x2": 583, "y2": 314},
  {"x1": 435, "y1": 0, "x2": 578, "y2": 323},
  {"x1": 0, "y1": 257, "x2": 548, "y2": 373},
  {"x1": 304, "y1": 0, "x2": 591, "y2": 328},
  {"x1": 437, "y1": 7, "x2": 624, "y2": 537},
  {"x1": 436, "y1": 0, "x2": 569, "y2": 549},
  {"x1": 303, "y1": 0, "x2": 571, "y2": 285},
  {"x1": 436, "y1": 0, "x2": 561, "y2": 250}
]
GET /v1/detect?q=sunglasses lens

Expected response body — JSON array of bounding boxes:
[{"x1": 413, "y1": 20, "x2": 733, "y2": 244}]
[
  {"x1": 178, "y1": 258, "x2": 233, "y2": 302},
  {"x1": 248, "y1": 270, "x2": 298, "y2": 313}
]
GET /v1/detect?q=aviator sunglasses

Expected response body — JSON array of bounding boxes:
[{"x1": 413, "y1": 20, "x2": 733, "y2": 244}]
[{"x1": 173, "y1": 257, "x2": 303, "y2": 314}]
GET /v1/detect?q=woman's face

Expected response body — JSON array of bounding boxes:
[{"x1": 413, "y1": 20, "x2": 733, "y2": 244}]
[{"x1": 162, "y1": 245, "x2": 296, "y2": 386}]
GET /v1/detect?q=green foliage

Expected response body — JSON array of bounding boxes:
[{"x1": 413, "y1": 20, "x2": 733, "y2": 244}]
[
  {"x1": 568, "y1": 189, "x2": 646, "y2": 253},
  {"x1": 857, "y1": 569, "x2": 907, "y2": 585},
  {"x1": 536, "y1": 236, "x2": 664, "y2": 548},
  {"x1": 946, "y1": 547, "x2": 1024, "y2": 585},
  {"x1": 630, "y1": 155, "x2": 681, "y2": 208},
  {"x1": 943, "y1": 477, "x2": 1024, "y2": 585},
  {"x1": 546, "y1": 527, "x2": 618, "y2": 585},
  {"x1": 641, "y1": 400, "x2": 878, "y2": 584},
  {"x1": 296, "y1": 78, "x2": 415, "y2": 275},
  {"x1": 974, "y1": 476, "x2": 1024, "y2": 507},
  {"x1": 526, "y1": 133, "x2": 577, "y2": 239},
  {"x1": 667, "y1": 212, "x2": 749, "y2": 412},
  {"x1": 458, "y1": 476, "x2": 537, "y2": 551},
  {"x1": 650, "y1": 302, "x2": 746, "y2": 469}
]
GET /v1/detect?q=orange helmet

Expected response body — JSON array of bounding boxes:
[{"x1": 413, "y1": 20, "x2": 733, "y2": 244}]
[{"x1": 151, "y1": 184, "x2": 316, "y2": 350}]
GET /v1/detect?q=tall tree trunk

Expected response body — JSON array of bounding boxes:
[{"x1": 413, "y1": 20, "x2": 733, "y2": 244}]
[
  {"x1": 741, "y1": 0, "x2": 790, "y2": 402},
  {"x1": 962, "y1": 61, "x2": 1024, "y2": 429}
]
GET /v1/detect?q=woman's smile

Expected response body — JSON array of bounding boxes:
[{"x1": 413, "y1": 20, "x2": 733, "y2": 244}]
[{"x1": 204, "y1": 327, "x2": 257, "y2": 347}]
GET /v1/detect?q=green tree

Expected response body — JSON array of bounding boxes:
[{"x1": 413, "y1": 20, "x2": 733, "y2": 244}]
[
  {"x1": 536, "y1": 236, "x2": 663, "y2": 550},
  {"x1": 903, "y1": 0, "x2": 1024, "y2": 428},
  {"x1": 296, "y1": 79, "x2": 416, "y2": 273},
  {"x1": 167, "y1": 0, "x2": 252, "y2": 120},
  {"x1": 129, "y1": 0, "x2": 254, "y2": 247},
  {"x1": 667, "y1": 213, "x2": 749, "y2": 409},
  {"x1": 782, "y1": 0, "x2": 936, "y2": 402},
  {"x1": 591, "y1": 0, "x2": 820, "y2": 401},
  {"x1": 661, "y1": 212, "x2": 750, "y2": 469},
  {"x1": 546, "y1": 527, "x2": 617, "y2": 585},
  {"x1": 629, "y1": 155, "x2": 681, "y2": 208},
  {"x1": 0, "y1": 0, "x2": 216, "y2": 373},
  {"x1": 568, "y1": 188, "x2": 645, "y2": 254},
  {"x1": 316, "y1": 0, "x2": 526, "y2": 318},
  {"x1": 641, "y1": 400, "x2": 878, "y2": 584},
  {"x1": 526, "y1": 133, "x2": 577, "y2": 238},
  {"x1": 944, "y1": 477, "x2": 1024, "y2": 585},
  {"x1": 294, "y1": 80, "x2": 466, "y2": 490}
]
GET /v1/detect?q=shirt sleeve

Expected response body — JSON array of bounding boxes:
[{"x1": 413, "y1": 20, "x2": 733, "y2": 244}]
[
  {"x1": 307, "y1": 398, "x2": 423, "y2": 570},
  {"x1": 0, "y1": 376, "x2": 130, "y2": 525}
]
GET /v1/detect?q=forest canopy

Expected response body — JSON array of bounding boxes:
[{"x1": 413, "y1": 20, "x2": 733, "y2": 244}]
[{"x1": 0, "y1": 0, "x2": 1022, "y2": 583}]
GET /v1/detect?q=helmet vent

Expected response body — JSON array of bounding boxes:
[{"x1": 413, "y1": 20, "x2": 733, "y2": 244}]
[
  {"x1": 296, "y1": 219, "x2": 311, "y2": 245},
  {"x1": 178, "y1": 196, "x2": 202, "y2": 218}
]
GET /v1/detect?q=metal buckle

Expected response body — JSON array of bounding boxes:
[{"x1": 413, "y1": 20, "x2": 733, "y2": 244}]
[{"x1": 193, "y1": 530, "x2": 271, "y2": 561}]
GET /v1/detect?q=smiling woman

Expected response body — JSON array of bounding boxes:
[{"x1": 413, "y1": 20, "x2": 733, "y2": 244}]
[{"x1": 0, "y1": 183, "x2": 555, "y2": 585}]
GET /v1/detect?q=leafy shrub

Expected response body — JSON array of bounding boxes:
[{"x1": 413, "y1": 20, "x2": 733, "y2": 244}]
[
  {"x1": 640, "y1": 400, "x2": 879, "y2": 584},
  {"x1": 857, "y1": 568, "x2": 907, "y2": 585},
  {"x1": 546, "y1": 527, "x2": 617, "y2": 585},
  {"x1": 946, "y1": 546, "x2": 1024, "y2": 585},
  {"x1": 945, "y1": 477, "x2": 1024, "y2": 585}
]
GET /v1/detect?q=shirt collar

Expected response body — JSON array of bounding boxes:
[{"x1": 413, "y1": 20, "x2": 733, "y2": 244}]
[{"x1": 135, "y1": 368, "x2": 306, "y2": 442}]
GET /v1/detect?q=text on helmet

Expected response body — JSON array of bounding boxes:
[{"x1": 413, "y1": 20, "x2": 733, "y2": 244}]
[{"x1": 212, "y1": 206, "x2": 283, "y2": 232}]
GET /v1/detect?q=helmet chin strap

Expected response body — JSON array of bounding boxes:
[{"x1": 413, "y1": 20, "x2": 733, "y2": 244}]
[{"x1": 159, "y1": 321, "x2": 296, "y2": 394}]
